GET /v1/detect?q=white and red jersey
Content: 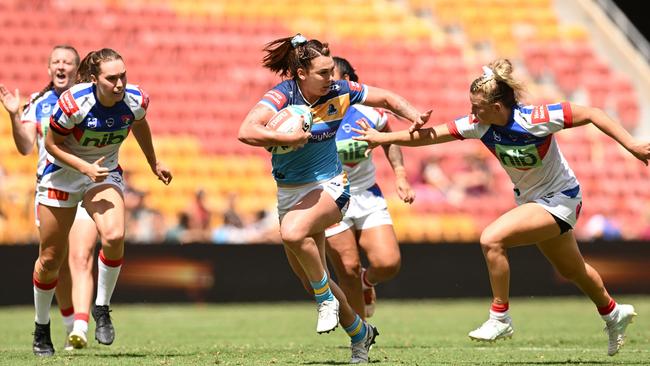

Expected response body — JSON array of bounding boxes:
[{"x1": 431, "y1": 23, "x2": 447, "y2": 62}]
[
  {"x1": 48, "y1": 82, "x2": 148, "y2": 171},
  {"x1": 447, "y1": 102, "x2": 579, "y2": 204},
  {"x1": 335, "y1": 104, "x2": 389, "y2": 193},
  {"x1": 20, "y1": 90, "x2": 60, "y2": 176}
]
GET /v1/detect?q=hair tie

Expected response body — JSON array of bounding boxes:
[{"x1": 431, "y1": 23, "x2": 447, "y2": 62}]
[
  {"x1": 291, "y1": 33, "x2": 307, "y2": 48},
  {"x1": 481, "y1": 65, "x2": 494, "y2": 78}
]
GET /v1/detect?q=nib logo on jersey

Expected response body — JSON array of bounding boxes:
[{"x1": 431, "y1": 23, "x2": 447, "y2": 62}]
[
  {"x1": 337, "y1": 139, "x2": 369, "y2": 165},
  {"x1": 495, "y1": 144, "x2": 542, "y2": 169},
  {"x1": 79, "y1": 127, "x2": 130, "y2": 147}
]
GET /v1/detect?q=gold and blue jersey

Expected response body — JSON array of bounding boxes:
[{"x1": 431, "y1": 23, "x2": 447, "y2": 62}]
[{"x1": 259, "y1": 79, "x2": 367, "y2": 185}]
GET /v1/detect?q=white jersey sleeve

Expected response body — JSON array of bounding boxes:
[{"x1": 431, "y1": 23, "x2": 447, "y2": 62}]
[
  {"x1": 446, "y1": 114, "x2": 490, "y2": 140},
  {"x1": 515, "y1": 102, "x2": 573, "y2": 137},
  {"x1": 49, "y1": 89, "x2": 84, "y2": 135},
  {"x1": 124, "y1": 85, "x2": 149, "y2": 120}
]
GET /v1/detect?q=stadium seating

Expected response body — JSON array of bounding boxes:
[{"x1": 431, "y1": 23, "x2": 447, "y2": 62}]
[{"x1": 0, "y1": 0, "x2": 646, "y2": 243}]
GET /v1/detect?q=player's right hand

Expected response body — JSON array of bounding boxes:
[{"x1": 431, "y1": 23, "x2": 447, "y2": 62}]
[
  {"x1": 85, "y1": 156, "x2": 110, "y2": 182},
  {"x1": 0, "y1": 84, "x2": 20, "y2": 115}
]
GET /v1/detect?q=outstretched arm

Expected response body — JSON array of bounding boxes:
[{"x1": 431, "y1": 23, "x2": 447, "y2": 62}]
[
  {"x1": 353, "y1": 119, "x2": 456, "y2": 149},
  {"x1": 0, "y1": 85, "x2": 37, "y2": 155},
  {"x1": 363, "y1": 86, "x2": 431, "y2": 133},
  {"x1": 571, "y1": 103, "x2": 650, "y2": 165}
]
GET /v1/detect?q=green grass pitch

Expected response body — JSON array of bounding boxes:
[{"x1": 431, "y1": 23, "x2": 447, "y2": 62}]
[{"x1": 0, "y1": 296, "x2": 648, "y2": 365}]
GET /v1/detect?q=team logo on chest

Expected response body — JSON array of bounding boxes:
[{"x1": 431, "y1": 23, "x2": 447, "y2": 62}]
[
  {"x1": 41, "y1": 103, "x2": 52, "y2": 115},
  {"x1": 86, "y1": 116, "x2": 99, "y2": 129},
  {"x1": 106, "y1": 118, "x2": 115, "y2": 127},
  {"x1": 327, "y1": 104, "x2": 338, "y2": 116}
]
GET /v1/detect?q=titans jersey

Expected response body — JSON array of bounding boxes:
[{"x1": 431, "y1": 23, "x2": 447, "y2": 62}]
[
  {"x1": 335, "y1": 104, "x2": 388, "y2": 192},
  {"x1": 259, "y1": 79, "x2": 367, "y2": 185},
  {"x1": 48, "y1": 82, "x2": 148, "y2": 171},
  {"x1": 21, "y1": 90, "x2": 60, "y2": 176},
  {"x1": 447, "y1": 102, "x2": 579, "y2": 203}
]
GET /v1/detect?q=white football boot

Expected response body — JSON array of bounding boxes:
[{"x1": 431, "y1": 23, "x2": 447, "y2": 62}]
[
  {"x1": 605, "y1": 304, "x2": 637, "y2": 356},
  {"x1": 468, "y1": 317, "x2": 514, "y2": 342},
  {"x1": 316, "y1": 297, "x2": 339, "y2": 333},
  {"x1": 68, "y1": 329, "x2": 88, "y2": 349}
]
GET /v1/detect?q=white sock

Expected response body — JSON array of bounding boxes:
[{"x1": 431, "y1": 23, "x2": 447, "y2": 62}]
[
  {"x1": 601, "y1": 305, "x2": 619, "y2": 323},
  {"x1": 73, "y1": 319, "x2": 89, "y2": 333},
  {"x1": 95, "y1": 258, "x2": 121, "y2": 306},
  {"x1": 489, "y1": 309, "x2": 510, "y2": 322},
  {"x1": 33, "y1": 285, "x2": 55, "y2": 325},
  {"x1": 62, "y1": 314, "x2": 74, "y2": 334}
]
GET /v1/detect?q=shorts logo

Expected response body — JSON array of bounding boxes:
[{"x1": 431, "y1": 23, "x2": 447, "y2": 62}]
[
  {"x1": 47, "y1": 188, "x2": 69, "y2": 201},
  {"x1": 531, "y1": 105, "x2": 550, "y2": 124}
]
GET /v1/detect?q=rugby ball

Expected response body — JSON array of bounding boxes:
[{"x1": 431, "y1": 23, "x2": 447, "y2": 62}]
[{"x1": 265, "y1": 104, "x2": 313, "y2": 154}]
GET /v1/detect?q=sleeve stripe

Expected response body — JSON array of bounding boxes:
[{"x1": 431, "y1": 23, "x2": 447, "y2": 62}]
[
  {"x1": 446, "y1": 120, "x2": 465, "y2": 140},
  {"x1": 561, "y1": 102, "x2": 573, "y2": 128},
  {"x1": 49, "y1": 117, "x2": 73, "y2": 135}
]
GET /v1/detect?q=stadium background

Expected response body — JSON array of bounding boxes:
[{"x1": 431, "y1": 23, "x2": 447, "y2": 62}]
[{"x1": 0, "y1": 0, "x2": 649, "y2": 304}]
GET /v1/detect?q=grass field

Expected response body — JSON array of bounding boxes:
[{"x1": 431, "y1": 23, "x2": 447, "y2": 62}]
[{"x1": 0, "y1": 296, "x2": 648, "y2": 365}]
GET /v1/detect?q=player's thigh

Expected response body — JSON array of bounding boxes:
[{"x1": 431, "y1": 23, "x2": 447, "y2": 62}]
[
  {"x1": 83, "y1": 184, "x2": 125, "y2": 240},
  {"x1": 481, "y1": 202, "x2": 560, "y2": 248},
  {"x1": 358, "y1": 224, "x2": 400, "y2": 267},
  {"x1": 282, "y1": 188, "x2": 343, "y2": 238},
  {"x1": 536, "y1": 231, "x2": 586, "y2": 277},
  {"x1": 326, "y1": 228, "x2": 361, "y2": 275}
]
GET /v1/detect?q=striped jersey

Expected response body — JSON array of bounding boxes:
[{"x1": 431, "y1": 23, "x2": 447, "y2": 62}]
[
  {"x1": 259, "y1": 79, "x2": 367, "y2": 185},
  {"x1": 447, "y1": 102, "x2": 579, "y2": 203},
  {"x1": 335, "y1": 104, "x2": 388, "y2": 192},
  {"x1": 48, "y1": 82, "x2": 148, "y2": 171}
]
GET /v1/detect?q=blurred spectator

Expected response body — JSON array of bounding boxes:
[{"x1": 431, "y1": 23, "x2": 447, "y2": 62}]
[
  {"x1": 583, "y1": 214, "x2": 622, "y2": 241},
  {"x1": 125, "y1": 188, "x2": 166, "y2": 243},
  {"x1": 184, "y1": 189, "x2": 212, "y2": 236},
  {"x1": 211, "y1": 207, "x2": 280, "y2": 244},
  {"x1": 418, "y1": 152, "x2": 493, "y2": 206}
]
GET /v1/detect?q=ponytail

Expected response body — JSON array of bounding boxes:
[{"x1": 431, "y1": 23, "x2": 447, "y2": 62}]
[{"x1": 262, "y1": 34, "x2": 330, "y2": 78}]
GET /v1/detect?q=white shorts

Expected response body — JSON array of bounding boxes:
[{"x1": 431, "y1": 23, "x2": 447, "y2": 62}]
[
  {"x1": 325, "y1": 184, "x2": 393, "y2": 237},
  {"x1": 277, "y1": 173, "x2": 350, "y2": 221},
  {"x1": 36, "y1": 163, "x2": 125, "y2": 208},
  {"x1": 523, "y1": 185, "x2": 582, "y2": 228}
]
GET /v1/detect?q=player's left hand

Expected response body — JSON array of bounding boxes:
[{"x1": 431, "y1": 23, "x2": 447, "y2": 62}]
[
  {"x1": 153, "y1": 161, "x2": 173, "y2": 185},
  {"x1": 628, "y1": 141, "x2": 650, "y2": 166},
  {"x1": 409, "y1": 109, "x2": 432, "y2": 133},
  {"x1": 396, "y1": 177, "x2": 415, "y2": 204},
  {"x1": 352, "y1": 119, "x2": 383, "y2": 156}
]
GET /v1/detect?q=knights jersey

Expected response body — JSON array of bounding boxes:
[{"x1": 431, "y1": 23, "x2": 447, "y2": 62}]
[
  {"x1": 335, "y1": 104, "x2": 388, "y2": 192},
  {"x1": 447, "y1": 102, "x2": 579, "y2": 203},
  {"x1": 20, "y1": 90, "x2": 60, "y2": 176},
  {"x1": 259, "y1": 79, "x2": 367, "y2": 185},
  {"x1": 48, "y1": 82, "x2": 148, "y2": 171}
]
